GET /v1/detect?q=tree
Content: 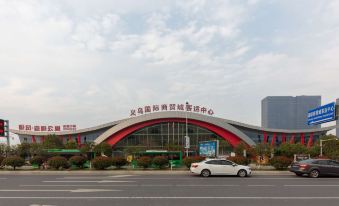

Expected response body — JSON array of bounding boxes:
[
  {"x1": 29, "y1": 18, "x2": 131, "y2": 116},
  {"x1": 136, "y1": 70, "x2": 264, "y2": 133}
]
[
  {"x1": 234, "y1": 142, "x2": 248, "y2": 156},
  {"x1": 254, "y1": 143, "x2": 272, "y2": 157},
  {"x1": 42, "y1": 135, "x2": 64, "y2": 149},
  {"x1": 2, "y1": 156, "x2": 25, "y2": 170},
  {"x1": 80, "y1": 142, "x2": 94, "y2": 154},
  {"x1": 93, "y1": 142, "x2": 112, "y2": 157},
  {"x1": 320, "y1": 135, "x2": 339, "y2": 159},
  {"x1": 30, "y1": 143, "x2": 47, "y2": 157},
  {"x1": 17, "y1": 143, "x2": 31, "y2": 159},
  {"x1": 278, "y1": 143, "x2": 307, "y2": 158}
]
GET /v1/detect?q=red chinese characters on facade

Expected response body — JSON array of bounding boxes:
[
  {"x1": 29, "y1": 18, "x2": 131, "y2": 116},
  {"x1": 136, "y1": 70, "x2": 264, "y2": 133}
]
[
  {"x1": 130, "y1": 109, "x2": 136, "y2": 116},
  {"x1": 41, "y1": 126, "x2": 47, "y2": 131},
  {"x1": 129, "y1": 103, "x2": 215, "y2": 117},
  {"x1": 153, "y1": 105, "x2": 159, "y2": 112},
  {"x1": 169, "y1": 104, "x2": 176, "y2": 110},
  {"x1": 177, "y1": 104, "x2": 184, "y2": 111},
  {"x1": 55, "y1": 126, "x2": 61, "y2": 132},
  {"x1": 161, "y1": 104, "x2": 168, "y2": 111},
  {"x1": 19, "y1": 125, "x2": 25, "y2": 130},
  {"x1": 138, "y1": 108, "x2": 143, "y2": 115},
  {"x1": 144, "y1": 106, "x2": 151, "y2": 113},
  {"x1": 19, "y1": 124, "x2": 76, "y2": 132}
]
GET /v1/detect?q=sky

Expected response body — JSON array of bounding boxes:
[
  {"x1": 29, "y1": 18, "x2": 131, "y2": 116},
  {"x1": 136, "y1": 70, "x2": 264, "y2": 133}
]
[{"x1": 0, "y1": 0, "x2": 339, "y2": 131}]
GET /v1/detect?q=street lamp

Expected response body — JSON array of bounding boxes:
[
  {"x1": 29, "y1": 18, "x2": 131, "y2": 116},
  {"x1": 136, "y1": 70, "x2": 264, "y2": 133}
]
[
  {"x1": 185, "y1": 102, "x2": 190, "y2": 157},
  {"x1": 320, "y1": 138, "x2": 339, "y2": 157}
]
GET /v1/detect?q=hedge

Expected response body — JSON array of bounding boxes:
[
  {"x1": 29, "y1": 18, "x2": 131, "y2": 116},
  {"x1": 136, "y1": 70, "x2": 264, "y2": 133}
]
[
  {"x1": 2, "y1": 156, "x2": 25, "y2": 170},
  {"x1": 269, "y1": 156, "x2": 293, "y2": 170},
  {"x1": 137, "y1": 156, "x2": 152, "y2": 169},
  {"x1": 227, "y1": 156, "x2": 250, "y2": 165},
  {"x1": 152, "y1": 156, "x2": 169, "y2": 169},
  {"x1": 112, "y1": 157, "x2": 128, "y2": 169},
  {"x1": 183, "y1": 156, "x2": 205, "y2": 168},
  {"x1": 91, "y1": 156, "x2": 112, "y2": 170},
  {"x1": 30, "y1": 156, "x2": 46, "y2": 168},
  {"x1": 47, "y1": 156, "x2": 69, "y2": 170},
  {"x1": 69, "y1": 156, "x2": 87, "y2": 168}
]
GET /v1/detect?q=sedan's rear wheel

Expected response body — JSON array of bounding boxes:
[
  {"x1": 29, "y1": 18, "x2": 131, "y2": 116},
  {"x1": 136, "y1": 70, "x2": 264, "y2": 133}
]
[
  {"x1": 201, "y1": 169, "x2": 211, "y2": 177},
  {"x1": 237, "y1": 169, "x2": 247, "y2": 177},
  {"x1": 309, "y1": 169, "x2": 320, "y2": 178}
]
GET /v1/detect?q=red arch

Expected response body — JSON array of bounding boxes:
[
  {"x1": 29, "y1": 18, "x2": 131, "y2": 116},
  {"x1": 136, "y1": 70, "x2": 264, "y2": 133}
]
[{"x1": 105, "y1": 118, "x2": 244, "y2": 148}]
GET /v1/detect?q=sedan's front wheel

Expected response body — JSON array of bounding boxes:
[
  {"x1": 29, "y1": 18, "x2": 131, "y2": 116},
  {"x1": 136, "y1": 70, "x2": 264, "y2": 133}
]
[{"x1": 237, "y1": 169, "x2": 247, "y2": 177}]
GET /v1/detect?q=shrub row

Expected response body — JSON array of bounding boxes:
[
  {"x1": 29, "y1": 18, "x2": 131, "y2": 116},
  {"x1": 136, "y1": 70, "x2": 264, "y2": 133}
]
[
  {"x1": 91, "y1": 156, "x2": 128, "y2": 170},
  {"x1": 182, "y1": 156, "x2": 205, "y2": 168},
  {"x1": 135, "y1": 156, "x2": 170, "y2": 169}
]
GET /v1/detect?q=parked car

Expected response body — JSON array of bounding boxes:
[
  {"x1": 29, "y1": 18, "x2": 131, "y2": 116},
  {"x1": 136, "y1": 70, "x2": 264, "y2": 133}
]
[
  {"x1": 290, "y1": 158, "x2": 339, "y2": 178},
  {"x1": 190, "y1": 159, "x2": 251, "y2": 177}
]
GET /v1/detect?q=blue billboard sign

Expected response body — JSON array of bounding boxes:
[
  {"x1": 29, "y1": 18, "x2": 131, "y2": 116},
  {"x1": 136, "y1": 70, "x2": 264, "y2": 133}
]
[
  {"x1": 307, "y1": 102, "x2": 336, "y2": 125},
  {"x1": 199, "y1": 140, "x2": 219, "y2": 157}
]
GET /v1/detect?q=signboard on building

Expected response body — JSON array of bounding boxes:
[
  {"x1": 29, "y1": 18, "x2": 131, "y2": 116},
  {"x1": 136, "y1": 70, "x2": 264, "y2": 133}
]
[
  {"x1": 130, "y1": 103, "x2": 214, "y2": 117},
  {"x1": 184, "y1": 136, "x2": 190, "y2": 149},
  {"x1": 18, "y1": 124, "x2": 77, "y2": 132},
  {"x1": 307, "y1": 102, "x2": 336, "y2": 125},
  {"x1": 199, "y1": 140, "x2": 219, "y2": 158}
]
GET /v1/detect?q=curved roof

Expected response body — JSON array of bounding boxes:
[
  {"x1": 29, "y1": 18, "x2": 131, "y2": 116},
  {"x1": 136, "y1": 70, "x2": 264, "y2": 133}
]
[
  {"x1": 94, "y1": 111, "x2": 257, "y2": 146},
  {"x1": 10, "y1": 111, "x2": 337, "y2": 136}
]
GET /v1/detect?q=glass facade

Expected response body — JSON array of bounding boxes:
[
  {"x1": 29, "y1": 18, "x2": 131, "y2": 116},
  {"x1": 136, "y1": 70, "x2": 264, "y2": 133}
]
[{"x1": 113, "y1": 122, "x2": 233, "y2": 155}]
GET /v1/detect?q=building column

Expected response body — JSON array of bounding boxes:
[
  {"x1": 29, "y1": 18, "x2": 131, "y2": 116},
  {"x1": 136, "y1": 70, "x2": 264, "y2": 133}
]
[
  {"x1": 290, "y1": 134, "x2": 295, "y2": 144},
  {"x1": 307, "y1": 133, "x2": 314, "y2": 148},
  {"x1": 301, "y1": 133, "x2": 305, "y2": 145},
  {"x1": 32, "y1": 135, "x2": 36, "y2": 143},
  {"x1": 282, "y1": 133, "x2": 286, "y2": 143},
  {"x1": 263, "y1": 132, "x2": 268, "y2": 143},
  {"x1": 271, "y1": 133, "x2": 277, "y2": 146},
  {"x1": 77, "y1": 134, "x2": 81, "y2": 146}
]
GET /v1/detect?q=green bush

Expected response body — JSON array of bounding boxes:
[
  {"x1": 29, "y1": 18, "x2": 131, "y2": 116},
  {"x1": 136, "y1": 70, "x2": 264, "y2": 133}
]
[
  {"x1": 2, "y1": 156, "x2": 25, "y2": 170},
  {"x1": 269, "y1": 156, "x2": 293, "y2": 170},
  {"x1": 227, "y1": 156, "x2": 250, "y2": 165},
  {"x1": 91, "y1": 156, "x2": 112, "y2": 170},
  {"x1": 137, "y1": 156, "x2": 152, "y2": 169},
  {"x1": 30, "y1": 156, "x2": 46, "y2": 168},
  {"x1": 69, "y1": 156, "x2": 87, "y2": 168},
  {"x1": 152, "y1": 156, "x2": 169, "y2": 169},
  {"x1": 112, "y1": 157, "x2": 128, "y2": 169},
  {"x1": 0, "y1": 156, "x2": 5, "y2": 167},
  {"x1": 47, "y1": 156, "x2": 69, "y2": 170},
  {"x1": 183, "y1": 156, "x2": 205, "y2": 168}
]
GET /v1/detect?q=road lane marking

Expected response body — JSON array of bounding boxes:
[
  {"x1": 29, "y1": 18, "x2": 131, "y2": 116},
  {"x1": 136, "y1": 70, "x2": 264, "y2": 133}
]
[
  {"x1": 58, "y1": 175, "x2": 137, "y2": 179},
  {"x1": 285, "y1": 185, "x2": 339, "y2": 187},
  {"x1": 0, "y1": 189, "x2": 121, "y2": 193},
  {"x1": 248, "y1": 185, "x2": 275, "y2": 187},
  {"x1": 43, "y1": 180, "x2": 134, "y2": 183},
  {"x1": 21, "y1": 184, "x2": 240, "y2": 187},
  {"x1": 1, "y1": 196, "x2": 339, "y2": 199}
]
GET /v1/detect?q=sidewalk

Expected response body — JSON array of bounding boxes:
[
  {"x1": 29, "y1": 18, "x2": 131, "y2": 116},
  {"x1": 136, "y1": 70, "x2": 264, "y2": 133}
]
[{"x1": 0, "y1": 169, "x2": 293, "y2": 176}]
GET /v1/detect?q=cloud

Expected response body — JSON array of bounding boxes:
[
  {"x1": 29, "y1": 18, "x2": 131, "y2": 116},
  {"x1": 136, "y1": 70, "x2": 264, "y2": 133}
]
[{"x1": 0, "y1": 0, "x2": 338, "y2": 131}]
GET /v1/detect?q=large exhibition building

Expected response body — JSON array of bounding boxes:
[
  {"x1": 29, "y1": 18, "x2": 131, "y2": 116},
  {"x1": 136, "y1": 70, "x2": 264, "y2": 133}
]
[{"x1": 9, "y1": 101, "x2": 339, "y2": 155}]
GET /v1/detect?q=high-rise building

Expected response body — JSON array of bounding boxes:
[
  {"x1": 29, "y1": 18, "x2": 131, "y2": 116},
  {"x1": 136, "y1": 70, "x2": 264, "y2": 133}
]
[
  {"x1": 262, "y1": 96, "x2": 321, "y2": 130},
  {"x1": 337, "y1": 98, "x2": 339, "y2": 137}
]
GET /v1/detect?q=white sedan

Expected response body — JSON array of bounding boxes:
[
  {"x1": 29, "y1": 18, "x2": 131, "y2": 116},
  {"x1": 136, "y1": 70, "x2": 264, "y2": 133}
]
[{"x1": 190, "y1": 159, "x2": 251, "y2": 177}]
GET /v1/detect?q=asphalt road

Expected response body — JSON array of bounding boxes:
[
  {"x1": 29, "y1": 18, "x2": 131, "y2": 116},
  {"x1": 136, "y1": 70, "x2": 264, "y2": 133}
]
[{"x1": 1, "y1": 173, "x2": 339, "y2": 206}]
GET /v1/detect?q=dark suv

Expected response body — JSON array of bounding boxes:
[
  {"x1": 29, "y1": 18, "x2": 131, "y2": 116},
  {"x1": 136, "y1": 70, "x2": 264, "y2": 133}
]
[{"x1": 290, "y1": 159, "x2": 339, "y2": 178}]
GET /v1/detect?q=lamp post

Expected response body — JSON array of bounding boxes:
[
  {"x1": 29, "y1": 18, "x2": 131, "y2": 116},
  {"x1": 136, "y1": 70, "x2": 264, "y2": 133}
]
[
  {"x1": 185, "y1": 102, "x2": 190, "y2": 157},
  {"x1": 320, "y1": 138, "x2": 338, "y2": 157}
]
